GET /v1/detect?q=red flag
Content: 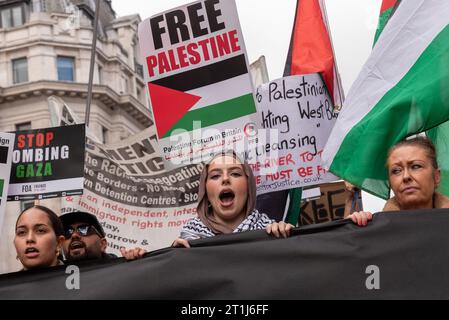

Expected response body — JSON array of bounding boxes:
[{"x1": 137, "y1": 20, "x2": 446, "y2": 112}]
[
  {"x1": 289, "y1": 0, "x2": 343, "y2": 107},
  {"x1": 283, "y1": 0, "x2": 345, "y2": 225}
]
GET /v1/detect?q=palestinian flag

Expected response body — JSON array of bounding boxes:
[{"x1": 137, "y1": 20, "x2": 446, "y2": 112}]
[
  {"x1": 373, "y1": 0, "x2": 400, "y2": 45},
  {"x1": 285, "y1": 0, "x2": 344, "y2": 108},
  {"x1": 374, "y1": 0, "x2": 449, "y2": 200},
  {"x1": 427, "y1": 122, "x2": 449, "y2": 197},
  {"x1": 323, "y1": 0, "x2": 449, "y2": 199},
  {"x1": 372, "y1": 0, "x2": 449, "y2": 199},
  {"x1": 148, "y1": 54, "x2": 255, "y2": 139},
  {"x1": 282, "y1": 0, "x2": 345, "y2": 223}
]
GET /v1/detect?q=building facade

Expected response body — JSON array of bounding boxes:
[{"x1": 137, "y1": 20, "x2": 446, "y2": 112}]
[{"x1": 0, "y1": 0, "x2": 151, "y2": 273}]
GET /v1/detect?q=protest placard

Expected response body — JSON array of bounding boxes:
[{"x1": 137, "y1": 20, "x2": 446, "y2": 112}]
[
  {"x1": 252, "y1": 74, "x2": 338, "y2": 194},
  {"x1": 61, "y1": 128, "x2": 202, "y2": 252},
  {"x1": 0, "y1": 132, "x2": 14, "y2": 236},
  {"x1": 8, "y1": 125, "x2": 85, "y2": 201},
  {"x1": 299, "y1": 181, "x2": 358, "y2": 225},
  {"x1": 138, "y1": 0, "x2": 258, "y2": 168}
]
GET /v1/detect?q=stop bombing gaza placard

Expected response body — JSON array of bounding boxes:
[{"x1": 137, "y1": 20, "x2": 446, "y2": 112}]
[
  {"x1": 8, "y1": 124, "x2": 85, "y2": 201},
  {"x1": 138, "y1": 0, "x2": 258, "y2": 168},
  {"x1": 251, "y1": 74, "x2": 339, "y2": 195}
]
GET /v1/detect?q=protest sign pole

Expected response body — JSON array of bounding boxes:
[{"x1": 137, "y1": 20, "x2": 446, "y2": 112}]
[{"x1": 85, "y1": 0, "x2": 101, "y2": 127}]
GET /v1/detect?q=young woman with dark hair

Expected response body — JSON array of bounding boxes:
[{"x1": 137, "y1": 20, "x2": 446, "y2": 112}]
[{"x1": 14, "y1": 205, "x2": 65, "y2": 270}]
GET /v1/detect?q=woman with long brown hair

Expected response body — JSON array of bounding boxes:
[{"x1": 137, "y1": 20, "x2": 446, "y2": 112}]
[{"x1": 173, "y1": 151, "x2": 293, "y2": 247}]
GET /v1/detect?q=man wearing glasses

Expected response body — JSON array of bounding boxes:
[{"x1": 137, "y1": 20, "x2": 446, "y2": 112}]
[{"x1": 61, "y1": 211, "x2": 145, "y2": 262}]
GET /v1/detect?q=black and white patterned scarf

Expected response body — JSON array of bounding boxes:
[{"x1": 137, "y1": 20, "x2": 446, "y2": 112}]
[{"x1": 180, "y1": 210, "x2": 275, "y2": 240}]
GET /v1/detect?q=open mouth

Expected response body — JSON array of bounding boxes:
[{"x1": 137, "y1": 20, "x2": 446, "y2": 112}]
[
  {"x1": 70, "y1": 241, "x2": 85, "y2": 250},
  {"x1": 25, "y1": 247, "x2": 39, "y2": 257},
  {"x1": 219, "y1": 190, "x2": 235, "y2": 206}
]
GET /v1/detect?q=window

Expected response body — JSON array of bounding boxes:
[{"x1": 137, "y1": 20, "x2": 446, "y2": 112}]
[
  {"x1": 32, "y1": 0, "x2": 47, "y2": 13},
  {"x1": 0, "y1": 5, "x2": 25, "y2": 28},
  {"x1": 12, "y1": 6, "x2": 22, "y2": 26},
  {"x1": 15, "y1": 122, "x2": 32, "y2": 131},
  {"x1": 57, "y1": 56, "x2": 75, "y2": 81},
  {"x1": 1, "y1": 9, "x2": 10, "y2": 28},
  {"x1": 98, "y1": 65, "x2": 103, "y2": 84},
  {"x1": 102, "y1": 126, "x2": 108, "y2": 144},
  {"x1": 20, "y1": 200, "x2": 35, "y2": 212},
  {"x1": 120, "y1": 76, "x2": 129, "y2": 94},
  {"x1": 134, "y1": 59, "x2": 143, "y2": 78},
  {"x1": 12, "y1": 58, "x2": 28, "y2": 84}
]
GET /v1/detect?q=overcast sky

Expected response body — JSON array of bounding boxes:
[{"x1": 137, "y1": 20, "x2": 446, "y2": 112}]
[{"x1": 112, "y1": 0, "x2": 385, "y2": 212}]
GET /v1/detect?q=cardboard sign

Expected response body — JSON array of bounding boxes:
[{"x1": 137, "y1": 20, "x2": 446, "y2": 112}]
[
  {"x1": 251, "y1": 74, "x2": 338, "y2": 194},
  {"x1": 299, "y1": 181, "x2": 361, "y2": 225},
  {"x1": 8, "y1": 125, "x2": 85, "y2": 201},
  {"x1": 139, "y1": 0, "x2": 258, "y2": 167}
]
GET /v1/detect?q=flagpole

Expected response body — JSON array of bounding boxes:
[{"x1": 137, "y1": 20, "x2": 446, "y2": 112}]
[
  {"x1": 85, "y1": 0, "x2": 101, "y2": 127},
  {"x1": 320, "y1": 0, "x2": 345, "y2": 108}
]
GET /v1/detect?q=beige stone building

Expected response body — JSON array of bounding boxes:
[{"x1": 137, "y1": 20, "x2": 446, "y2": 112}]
[{"x1": 0, "y1": 0, "x2": 151, "y2": 273}]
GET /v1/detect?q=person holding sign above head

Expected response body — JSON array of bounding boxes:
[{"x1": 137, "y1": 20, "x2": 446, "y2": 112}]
[
  {"x1": 60, "y1": 211, "x2": 146, "y2": 262},
  {"x1": 14, "y1": 205, "x2": 65, "y2": 271},
  {"x1": 348, "y1": 136, "x2": 449, "y2": 226},
  {"x1": 172, "y1": 151, "x2": 294, "y2": 248}
]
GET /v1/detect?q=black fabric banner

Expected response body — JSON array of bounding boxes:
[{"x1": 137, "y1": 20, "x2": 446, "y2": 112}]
[{"x1": 1, "y1": 210, "x2": 448, "y2": 299}]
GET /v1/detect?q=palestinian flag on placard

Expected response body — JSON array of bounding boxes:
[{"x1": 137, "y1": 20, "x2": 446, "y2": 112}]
[
  {"x1": 323, "y1": 0, "x2": 449, "y2": 199},
  {"x1": 148, "y1": 54, "x2": 255, "y2": 139},
  {"x1": 373, "y1": 0, "x2": 400, "y2": 45}
]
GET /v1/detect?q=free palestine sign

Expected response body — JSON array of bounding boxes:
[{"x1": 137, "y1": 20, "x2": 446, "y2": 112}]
[{"x1": 139, "y1": 0, "x2": 258, "y2": 167}]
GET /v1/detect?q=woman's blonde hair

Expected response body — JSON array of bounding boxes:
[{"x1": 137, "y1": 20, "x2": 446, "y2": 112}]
[{"x1": 387, "y1": 136, "x2": 438, "y2": 169}]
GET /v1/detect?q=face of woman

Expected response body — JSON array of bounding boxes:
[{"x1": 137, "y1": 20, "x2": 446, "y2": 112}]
[
  {"x1": 14, "y1": 208, "x2": 62, "y2": 270},
  {"x1": 387, "y1": 145, "x2": 440, "y2": 210},
  {"x1": 206, "y1": 155, "x2": 249, "y2": 227}
]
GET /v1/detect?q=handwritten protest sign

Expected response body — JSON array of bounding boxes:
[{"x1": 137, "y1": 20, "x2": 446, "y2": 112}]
[
  {"x1": 8, "y1": 125, "x2": 85, "y2": 201},
  {"x1": 251, "y1": 74, "x2": 338, "y2": 194},
  {"x1": 0, "y1": 132, "x2": 14, "y2": 237},
  {"x1": 138, "y1": 0, "x2": 258, "y2": 168},
  {"x1": 299, "y1": 181, "x2": 359, "y2": 225}
]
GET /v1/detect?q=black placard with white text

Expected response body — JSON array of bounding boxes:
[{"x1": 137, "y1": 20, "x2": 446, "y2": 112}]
[{"x1": 8, "y1": 124, "x2": 85, "y2": 201}]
